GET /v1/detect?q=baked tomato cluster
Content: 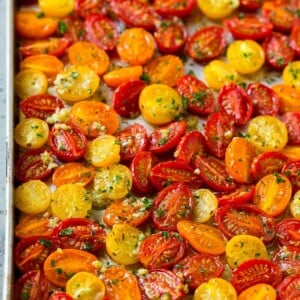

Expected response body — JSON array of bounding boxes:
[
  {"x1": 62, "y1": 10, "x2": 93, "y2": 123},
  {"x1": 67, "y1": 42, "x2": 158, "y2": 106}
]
[{"x1": 13, "y1": 0, "x2": 300, "y2": 299}]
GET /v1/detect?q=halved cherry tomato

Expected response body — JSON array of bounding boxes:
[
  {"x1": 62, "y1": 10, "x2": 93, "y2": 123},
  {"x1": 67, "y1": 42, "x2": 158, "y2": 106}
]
[
  {"x1": 282, "y1": 160, "x2": 300, "y2": 192},
  {"x1": 110, "y1": 0, "x2": 158, "y2": 30},
  {"x1": 291, "y1": 19, "x2": 300, "y2": 58},
  {"x1": 20, "y1": 94, "x2": 64, "y2": 121},
  {"x1": 193, "y1": 155, "x2": 236, "y2": 192},
  {"x1": 247, "y1": 83, "x2": 280, "y2": 116},
  {"x1": 273, "y1": 246, "x2": 300, "y2": 276},
  {"x1": 273, "y1": 83, "x2": 300, "y2": 113},
  {"x1": 204, "y1": 112, "x2": 236, "y2": 158},
  {"x1": 138, "y1": 269, "x2": 186, "y2": 300},
  {"x1": 53, "y1": 218, "x2": 106, "y2": 253},
  {"x1": 149, "y1": 120, "x2": 187, "y2": 154},
  {"x1": 75, "y1": 0, "x2": 108, "y2": 18},
  {"x1": 231, "y1": 259, "x2": 282, "y2": 294},
  {"x1": 154, "y1": 17, "x2": 187, "y2": 54},
  {"x1": 14, "y1": 235, "x2": 55, "y2": 273},
  {"x1": 152, "y1": 183, "x2": 194, "y2": 231},
  {"x1": 281, "y1": 145, "x2": 300, "y2": 160},
  {"x1": 49, "y1": 124, "x2": 87, "y2": 162},
  {"x1": 277, "y1": 275, "x2": 300, "y2": 300},
  {"x1": 217, "y1": 185, "x2": 255, "y2": 206},
  {"x1": 290, "y1": 190, "x2": 300, "y2": 219},
  {"x1": 283, "y1": 61, "x2": 300, "y2": 88},
  {"x1": 276, "y1": 218, "x2": 300, "y2": 249},
  {"x1": 215, "y1": 204, "x2": 276, "y2": 243},
  {"x1": 15, "y1": 11, "x2": 58, "y2": 39},
  {"x1": 44, "y1": 249, "x2": 98, "y2": 287},
  {"x1": 153, "y1": 0, "x2": 196, "y2": 17},
  {"x1": 116, "y1": 123, "x2": 148, "y2": 161},
  {"x1": 38, "y1": 0, "x2": 75, "y2": 18},
  {"x1": 237, "y1": 283, "x2": 276, "y2": 300},
  {"x1": 101, "y1": 267, "x2": 141, "y2": 300},
  {"x1": 281, "y1": 112, "x2": 300, "y2": 145},
  {"x1": 139, "y1": 231, "x2": 186, "y2": 269},
  {"x1": 172, "y1": 253, "x2": 224, "y2": 290},
  {"x1": 177, "y1": 75, "x2": 215, "y2": 116},
  {"x1": 49, "y1": 291, "x2": 73, "y2": 300},
  {"x1": 187, "y1": 26, "x2": 226, "y2": 62},
  {"x1": 224, "y1": 15, "x2": 273, "y2": 41},
  {"x1": 239, "y1": 0, "x2": 262, "y2": 11},
  {"x1": 112, "y1": 80, "x2": 146, "y2": 118},
  {"x1": 84, "y1": 14, "x2": 118, "y2": 51},
  {"x1": 177, "y1": 220, "x2": 226, "y2": 255},
  {"x1": 263, "y1": 32, "x2": 295, "y2": 70}
]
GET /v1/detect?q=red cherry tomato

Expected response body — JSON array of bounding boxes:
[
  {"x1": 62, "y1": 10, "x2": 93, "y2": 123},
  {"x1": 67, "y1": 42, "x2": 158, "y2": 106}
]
[
  {"x1": 187, "y1": 26, "x2": 226, "y2": 62},
  {"x1": 291, "y1": 19, "x2": 300, "y2": 58},
  {"x1": 20, "y1": 94, "x2": 64, "y2": 121},
  {"x1": 152, "y1": 182, "x2": 194, "y2": 231},
  {"x1": 75, "y1": 0, "x2": 108, "y2": 18},
  {"x1": 59, "y1": 14, "x2": 86, "y2": 44},
  {"x1": 53, "y1": 218, "x2": 106, "y2": 253},
  {"x1": 112, "y1": 80, "x2": 146, "y2": 118},
  {"x1": 239, "y1": 0, "x2": 262, "y2": 11},
  {"x1": 218, "y1": 83, "x2": 253, "y2": 125},
  {"x1": 49, "y1": 124, "x2": 87, "y2": 162},
  {"x1": 215, "y1": 204, "x2": 276, "y2": 243},
  {"x1": 276, "y1": 218, "x2": 300, "y2": 249},
  {"x1": 231, "y1": 259, "x2": 282, "y2": 293},
  {"x1": 282, "y1": 160, "x2": 300, "y2": 192},
  {"x1": 280, "y1": 112, "x2": 300, "y2": 145},
  {"x1": 116, "y1": 123, "x2": 148, "y2": 161},
  {"x1": 263, "y1": 32, "x2": 295, "y2": 70},
  {"x1": 153, "y1": 0, "x2": 196, "y2": 17},
  {"x1": 177, "y1": 75, "x2": 215, "y2": 115},
  {"x1": 149, "y1": 120, "x2": 187, "y2": 154},
  {"x1": 246, "y1": 83, "x2": 280, "y2": 116},
  {"x1": 49, "y1": 291, "x2": 74, "y2": 300},
  {"x1": 204, "y1": 112, "x2": 236, "y2": 158},
  {"x1": 193, "y1": 155, "x2": 236, "y2": 192},
  {"x1": 217, "y1": 185, "x2": 255, "y2": 206},
  {"x1": 224, "y1": 15, "x2": 273, "y2": 41},
  {"x1": 277, "y1": 275, "x2": 300, "y2": 300},
  {"x1": 84, "y1": 14, "x2": 118, "y2": 51},
  {"x1": 139, "y1": 231, "x2": 186, "y2": 270}
]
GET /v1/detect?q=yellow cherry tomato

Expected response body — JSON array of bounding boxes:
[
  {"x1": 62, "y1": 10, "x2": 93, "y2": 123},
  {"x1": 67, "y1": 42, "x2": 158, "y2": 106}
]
[
  {"x1": 282, "y1": 61, "x2": 300, "y2": 88},
  {"x1": 237, "y1": 283, "x2": 276, "y2": 300},
  {"x1": 192, "y1": 189, "x2": 218, "y2": 223},
  {"x1": 246, "y1": 116, "x2": 288, "y2": 152},
  {"x1": 225, "y1": 235, "x2": 268, "y2": 269},
  {"x1": 197, "y1": 0, "x2": 239, "y2": 19},
  {"x1": 106, "y1": 223, "x2": 143, "y2": 265},
  {"x1": 227, "y1": 40, "x2": 265, "y2": 74},
  {"x1": 54, "y1": 65, "x2": 100, "y2": 102},
  {"x1": 14, "y1": 180, "x2": 51, "y2": 215},
  {"x1": 51, "y1": 183, "x2": 92, "y2": 219},
  {"x1": 290, "y1": 190, "x2": 300, "y2": 219},
  {"x1": 38, "y1": 0, "x2": 75, "y2": 17},
  {"x1": 14, "y1": 118, "x2": 49, "y2": 149},
  {"x1": 84, "y1": 134, "x2": 120, "y2": 168},
  {"x1": 15, "y1": 69, "x2": 48, "y2": 100},
  {"x1": 66, "y1": 272, "x2": 105, "y2": 300},
  {"x1": 194, "y1": 278, "x2": 237, "y2": 300},
  {"x1": 203, "y1": 60, "x2": 240, "y2": 90},
  {"x1": 139, "y1": 84, "x2": 183, "y2": 125}
]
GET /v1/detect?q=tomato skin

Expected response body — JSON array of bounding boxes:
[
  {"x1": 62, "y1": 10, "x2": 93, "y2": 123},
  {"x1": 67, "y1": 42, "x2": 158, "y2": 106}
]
[
  {"x1": 75, "y1": 0, "x2": 108, "y2": 18},
  {"x1": 217, "y1": 185, "x2": 255, "y2": 206},
  {"x1": 282, "y1": 160, "x2": 300, "y2": 192},
  {"x1": 152, "y1": 182, "x2": 194, "y2": 231},
  {"x1": 172, "y1": 253, "x2": 224, "y2": 290},
  {"x1": 281, "y1": 112, "x2": 300, "y2": 145},
  {"x1": 49, "y1": 291, "x2": 73, "y2": 300},
  {"x1": 215, "y1": 204, "x2": 276, "y2": 243},
  {"x1": 276, "y1": 218, "x2": 300, "y2": 249},
  {"x1": 291, "y1": 19, "x2": 300, "y2": 58},
  {"x1": 187, "y1": 26, "x2": 226, "y2": 62},
  {"x1": 231, "y1": 259, "x2": 282, "y2": 294},
  {"x1": 153, "y1": 0, "x2": 196, "y2": 17},
  {"x1": 277, "y1": 275, "x2": 300, "y2": 300},
  {"x1": 59, "y1": 14, "x2": 86, "y2": 44},
  {"x1": 239, "y1": 0, "x2": 262, "y2": 11}
]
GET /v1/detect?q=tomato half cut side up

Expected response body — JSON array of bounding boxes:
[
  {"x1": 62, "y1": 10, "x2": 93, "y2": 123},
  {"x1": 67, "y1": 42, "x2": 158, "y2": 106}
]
[
  {"x1": 153, "y1": 0, "x2": 196, "y2": 17},
  {"x1": 75, "y1": 0, "x2": 108, "y2": 18},
  {"x1": 280, "y1": 112, "x2": 300, "y2": 145},
  {"x1": 215, "y1": 204, "x2": 276, "y2": 243},
  {"x1": 291, "y1": 19, "x2": 300, "y2": 58},
  {"x1": 112, "y1": 80, "x2": 146, "y2": 118},
  {"x1": 49, "y1": 291, "x2": 73, "y2": 300},
  {"x1": 217, "y1": 185, "x2": 255, "y2": 206},
  {"x1": 276, "y1": 218, "x2": 300, "y2": 249},
  {"x1": 239, "y1": 0, "x2": 262, "y2": 11},
  {"x1": 282, "y1": 160, "x2": 300, "y2": 192},
  {"x1": 277, "y1": 274, "x2": 300, "y2": 300}
]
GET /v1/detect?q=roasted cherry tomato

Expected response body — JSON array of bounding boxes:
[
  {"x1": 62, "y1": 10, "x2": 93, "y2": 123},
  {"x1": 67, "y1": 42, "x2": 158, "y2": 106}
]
[
  {"x1": 238, "y1": 283, "x2": 276, "y2": 300},
  {"x1": 231, "y1": 259, "x2": 282, "y2": 294},
  {"x1": 204, "y1": 112, "x2": 235, "y2": 158},
  {"x1": 112, "y1": 80, "x2": 146, "y2": 118},
  {"x1": 193, "y1": 155, "x2": 236, "y2": 192},
  {"x1": 239, "y1": 0, "x2": 262, "y2": 11},
  {"x1": 196, "y1": 0, "x2": 239, "y2": 19},
  {"x1": 153, "y1": 0, "x2": 196, "y2": 17},
  {"x1": 281, "y1": 112, "x2": 300, "y2": 145},
  {"x1": 290, "y1": 190, "x2": 300, "y2": 219},
  {"x1": 273, "y1": 246, "x2": 300, "y2": 276},
  {"x1": 53, "y1": 218, "x2": 106, "y2": 253},
  {"x1": 49, "y1": 124, "x2": 87, "y2": 162},
  {"x1": 38, "y1": 0, "x2": 75, "y2": 18},
  {"x1": 283, "y1": 61, "x2": 300, "y2": 88},
  {"x1": 116, "y1": 123, "x2": 148, "y2": 161},
  {"x1": 172, "y1": 253, "x2": 224, "y2": 290},
  {"x1": 49, "y1": 291, "x2": 73, "y2": 300},
  {"x1": 187, "y1": 26, "x2": 226, "y2": 62},
  {"x1": 177, "y1": 75, "x2": 215, "y2": 116},
  {"x1": 277, "y1": 275, "x2": 300, "y2": 300},
  {"x1": 84, "y1": 14, "x2": 118, "y2": 51},
  {"x1": 224, "y1": 15, "x2": 273, "y2": 41},
  {"x1": 282, "y1": 160, "x2": 300, "y2": 192},
  {"x1": 291, "y1": 19, "x2": 300, "y2": 58},
  {"x1": 215, "y1": 204, "x2": 276, "y2": 243},
  {"x1": 273, "y1": 83, "x2": 300, "y2": 113},
  {"x1": 75, "y1": 0, "x2": 108, "y2": 18},
  {"x1": 276, "y1": 218, "x2": 300, "y2": 249},
  {"x1": 217, "y1": 185, "x2": 255, "y2": 206},
  {"x1": 139, "y1": 231, "x2": 186, "y2": 269}
]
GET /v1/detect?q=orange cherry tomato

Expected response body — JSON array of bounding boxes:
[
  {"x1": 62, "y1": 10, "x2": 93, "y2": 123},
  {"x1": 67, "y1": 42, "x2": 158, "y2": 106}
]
[
  {"x1": 272, "y1": 84, "x2": 300, "y2": 113},
  {"x1": 68, "y1": 41, "x2": 110, "y2": 76},
  {"x1": 253, "y1": 173, "x2": 292, "y2": 217},
  {"x1": 103, "y1": 65, "x2": 143, "y2": 88},
  {"x1": 144, "y1": 54, "x2": 184, "y2": 87},
  {"x1": 52, "y1": 162, "x2": 95, "y2": 187},
  {"x1": 117, "y1": 27, "x2": 155, "y2": 65},
  {"x1": 237, "y1": 283, "x2": 277, "y2": 300},
  {"x1": 44, "y1": 249, "x2": 98, "y2": 287},
  {"x1": 15, "y1": 11, "x2": 58, "y2": 39},
  {"x1": 177, "y1": 220, "x2": 226, "y2": 255},
  {"x1": 281, "y1": 145, "x2": 300, "y2": 160},
  {"x1": 225, "y1": 137, "x2": 256, "y2": 183},
  {"x1": 69, "y1": 100, "x2": 120, "y2": 138}
]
